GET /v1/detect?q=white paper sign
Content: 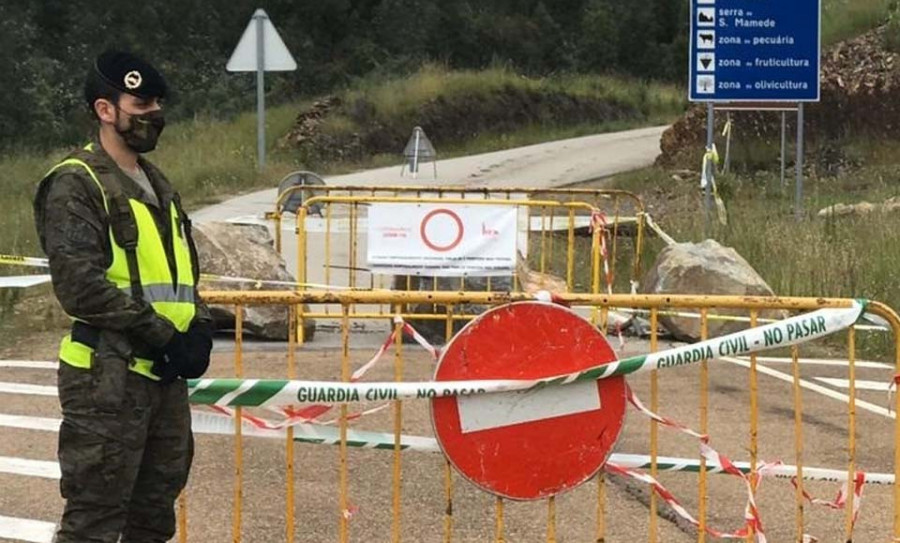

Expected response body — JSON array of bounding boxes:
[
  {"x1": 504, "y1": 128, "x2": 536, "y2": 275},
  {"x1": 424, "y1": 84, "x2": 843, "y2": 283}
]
[{"x1": 367, "y1": 204, "x2": 517, "y2": 277}]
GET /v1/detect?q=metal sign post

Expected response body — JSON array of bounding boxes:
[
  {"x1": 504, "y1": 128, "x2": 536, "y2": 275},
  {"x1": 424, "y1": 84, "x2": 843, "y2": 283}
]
[
  {"x1": 705, "y1": 103, "x2": 714, "y2": 234},
  {"x1": 796, "y1": 103, "x2": 805, "y2": 219},
  {"x1": 255, "y1": 13, "x2": 266, "y2": 170},
  {"x1": 227, "y1": 9, "x2": 297, "y2": 172},
  {"x1": 781, "y1": 111, "x2": 788, "y2": 188}
]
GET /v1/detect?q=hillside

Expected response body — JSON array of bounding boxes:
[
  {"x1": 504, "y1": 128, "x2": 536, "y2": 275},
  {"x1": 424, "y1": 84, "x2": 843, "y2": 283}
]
[{"x1": 659, "y1": 24, "x2": 900, "y2": 168}]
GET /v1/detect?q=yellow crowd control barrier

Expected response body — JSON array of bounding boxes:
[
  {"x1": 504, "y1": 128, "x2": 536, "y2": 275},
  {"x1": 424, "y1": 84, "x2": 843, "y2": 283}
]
[
  {"x1": 178, "y1": 290, "x2": 900, "y2": 542},
  {"x1": 271, "y1": 184, "x2": 647, "y2": 293},
  {"x1": 283, "y1": 194, "x2": 647, "y2": 344}
]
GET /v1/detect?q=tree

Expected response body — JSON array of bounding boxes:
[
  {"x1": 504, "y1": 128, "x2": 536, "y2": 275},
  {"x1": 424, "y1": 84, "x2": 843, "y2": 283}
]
[{"x1": 578, "y1": 0, "x2": 619, "y2": 72}]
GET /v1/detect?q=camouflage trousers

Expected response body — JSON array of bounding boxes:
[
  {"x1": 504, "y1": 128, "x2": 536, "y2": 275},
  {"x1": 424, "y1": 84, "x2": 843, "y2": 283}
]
[{"x1": 54, "y1": 340, "x2": 193, "y2": 543}]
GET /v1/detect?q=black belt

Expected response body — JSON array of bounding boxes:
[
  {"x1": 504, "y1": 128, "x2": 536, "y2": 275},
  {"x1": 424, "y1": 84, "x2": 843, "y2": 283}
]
[{"x1": 71, "y1": 322, "x2": 159, "y2": 360}]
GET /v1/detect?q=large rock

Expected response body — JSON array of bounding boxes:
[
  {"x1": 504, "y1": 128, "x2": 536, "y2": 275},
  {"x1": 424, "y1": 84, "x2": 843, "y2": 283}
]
[
  {"x1": 641, "y1": 240, "x2": 783, "y2": 341},
  {"x1": 193, "y1": 222, "x2": 315, "y2": 340}
]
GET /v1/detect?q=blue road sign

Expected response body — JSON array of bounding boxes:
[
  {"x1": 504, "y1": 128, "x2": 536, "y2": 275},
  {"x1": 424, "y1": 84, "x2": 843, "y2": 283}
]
[{"x1": 689, "y1": 0, "x2": 821, "y2": 102}]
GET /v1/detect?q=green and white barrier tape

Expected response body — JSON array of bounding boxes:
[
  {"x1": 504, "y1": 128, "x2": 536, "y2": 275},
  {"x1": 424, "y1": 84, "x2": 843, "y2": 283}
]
[
  {"x1": 196, "y1": 410, "x2": 892, "y2": 486},
  {"x1": 188, "y1": 301, "x2": 866, "y2": 407}
]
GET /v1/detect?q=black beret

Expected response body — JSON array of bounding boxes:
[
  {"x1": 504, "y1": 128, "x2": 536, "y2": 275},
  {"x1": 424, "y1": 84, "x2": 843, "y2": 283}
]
[{"x1": 93, "y1": 50, "x2": 168, "y2": 100}]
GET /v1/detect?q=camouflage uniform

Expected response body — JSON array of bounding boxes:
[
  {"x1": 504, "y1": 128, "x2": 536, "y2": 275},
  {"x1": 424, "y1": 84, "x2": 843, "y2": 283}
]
[{"x1": 34, "y1": 139, "x2": 210, "y2": 543}]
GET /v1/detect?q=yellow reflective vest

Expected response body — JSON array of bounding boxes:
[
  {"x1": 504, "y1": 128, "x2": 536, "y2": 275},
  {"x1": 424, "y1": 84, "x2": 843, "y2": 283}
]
[{"x1": 48, "y1": 144, "x2": 196, "y2": 380}]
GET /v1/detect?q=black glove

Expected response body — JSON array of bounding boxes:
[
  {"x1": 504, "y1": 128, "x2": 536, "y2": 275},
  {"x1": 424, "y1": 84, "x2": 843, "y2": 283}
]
[
  {"x1": 152, "y1": 330, "x2": 191, "y2": 384},
  {"x1": 151, "y1": 320, "x2": 214, "y2": 383},
  {"x1": 181, "y1": 319, "x2": 214, "y2": 379}
]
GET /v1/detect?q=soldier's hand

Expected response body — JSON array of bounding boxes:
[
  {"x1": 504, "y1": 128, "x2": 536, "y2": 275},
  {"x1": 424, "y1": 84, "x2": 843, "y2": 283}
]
[
  {"x1": 181, "y1": 320, "x2": 214, "y2": 379},
  {"x1": 152, "y1": 331, "x2": 191, "y2": 383}
]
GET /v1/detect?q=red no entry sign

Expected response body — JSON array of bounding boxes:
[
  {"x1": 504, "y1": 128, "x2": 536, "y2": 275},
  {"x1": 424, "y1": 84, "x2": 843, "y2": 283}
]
[{"x1": 431, "y1": 302, "x2": 625, "y2": 500}]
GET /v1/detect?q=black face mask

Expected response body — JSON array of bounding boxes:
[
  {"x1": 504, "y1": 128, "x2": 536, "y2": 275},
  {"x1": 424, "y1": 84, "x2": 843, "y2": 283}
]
[{"x1": 115, "y1": 108, "x2": 165, "y2": 153}]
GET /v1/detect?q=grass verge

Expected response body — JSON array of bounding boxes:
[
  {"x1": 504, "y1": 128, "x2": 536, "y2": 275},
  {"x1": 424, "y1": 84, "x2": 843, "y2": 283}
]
[{"x1": 603, "y1": 137, "x2": 900, "y2": 358}]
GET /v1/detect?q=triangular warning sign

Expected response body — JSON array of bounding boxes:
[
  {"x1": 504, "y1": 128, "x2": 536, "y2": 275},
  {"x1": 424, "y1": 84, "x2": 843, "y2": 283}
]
[
  {"x1": 226, "y1": 9, "x2": 297, "y2": 72},
  {"x1": 701, "y1": 57, "x2": 712, "y2": 69},
  {"x1": 403, "y1": 127, "x2": 436, "y2": 161}
]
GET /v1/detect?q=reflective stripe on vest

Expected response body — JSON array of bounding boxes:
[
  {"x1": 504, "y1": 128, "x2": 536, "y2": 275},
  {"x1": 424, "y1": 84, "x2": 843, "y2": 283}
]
[{"x1": 47, "y1": 150, "x2": 196, "y2": 381}]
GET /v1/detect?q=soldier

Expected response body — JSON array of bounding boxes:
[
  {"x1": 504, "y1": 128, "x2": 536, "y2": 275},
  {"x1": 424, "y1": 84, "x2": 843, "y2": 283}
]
[{"x1": 33, "y1": 51, "x2": 214, "y2": 543}]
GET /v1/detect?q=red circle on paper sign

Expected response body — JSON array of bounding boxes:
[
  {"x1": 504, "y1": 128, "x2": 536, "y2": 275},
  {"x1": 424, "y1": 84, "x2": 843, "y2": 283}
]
[
  {"x1": 420, "y1": 209, "x2": 464, "y2": 252},
  {"x1": 430, "y1": 302, "x2": 626, "y2": 501}
]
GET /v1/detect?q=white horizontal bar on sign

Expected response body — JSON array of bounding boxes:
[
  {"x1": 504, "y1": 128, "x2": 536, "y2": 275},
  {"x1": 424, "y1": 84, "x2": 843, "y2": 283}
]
[
  {"x1": 0, "y1": 514, "x2": 55, "y2": 543},
  {"x1": 0, "y1": 361, "x2": 58, "y2": 370},
  {"x1": 0, "y1": 382, "x2": 57, "y2": 397},
  {"x1": 813, "y1": 377, "x2": 891, "y2": 392},
  {"x1": 0, "y1": 456, "x2": 60, "y2": 479},
  {"x1": 457, "y1": 380, "x2": 600, "y2": 434}
]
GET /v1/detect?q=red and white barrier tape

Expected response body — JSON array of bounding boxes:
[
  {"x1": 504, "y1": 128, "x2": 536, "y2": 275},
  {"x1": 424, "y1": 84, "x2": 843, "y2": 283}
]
[
  {"x1": 624, "y1": 386, "x2": 867, "y2": 542},
  {"x1": 591, "y1": 211, "x2": 625, "y2": 348},
  {"x1": 207, "y1": 405, "x2": 316, "y2": 431},
  {"x1": 626, "y1": 385, "x2": 709, "y2": 442},
  {"x1": 205, "y1": 317, "x2": 439, "y2": 431},
  {"x1": 318, "y1": 403, "x2": 391, "y2": 426},
  {"x1": 352, "y1": 317, "x2": 439, "y2": 381},
  {"x1": 620, "y1": 388, "x2": 765, "y2": 540},
  {"x1": 605, "y1": 457, "x2": 766, "y2": 542},
  {"x1": 791, "y1": 470, "x2": 865, "y2": 527},
  {"x1": 402, "y1": 322, "x2": 440, "y2": 360}
]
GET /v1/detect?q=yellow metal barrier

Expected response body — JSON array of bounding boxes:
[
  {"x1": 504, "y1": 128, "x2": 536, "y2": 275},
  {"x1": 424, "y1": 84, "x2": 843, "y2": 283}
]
[
  {"x1": 178, "y1": 291, "x2": 900, "y2": 542},
  {"x1": 290, "y1": 196, "x2": 617, "y2": 342},
  {"x1": 270, "y1": 184, "x2": 647, "y2": 294}
]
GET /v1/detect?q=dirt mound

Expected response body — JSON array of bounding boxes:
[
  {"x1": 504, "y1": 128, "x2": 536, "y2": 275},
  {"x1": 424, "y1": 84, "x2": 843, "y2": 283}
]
[
  {"x1": 658, "y1": 25, "x2": 900, "y2": 168},
  {"x1": 279, "y1": 86, "x2": 637, "y2": 165}
]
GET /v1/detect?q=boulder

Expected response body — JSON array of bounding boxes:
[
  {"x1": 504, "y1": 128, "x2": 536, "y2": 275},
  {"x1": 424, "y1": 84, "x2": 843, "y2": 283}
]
[
  {"x1": 193, "y1": 222, "x2": 315, "y2": 341},
  {"x1": 641, "y1": 240, "x2": 784, "y2": 341}
]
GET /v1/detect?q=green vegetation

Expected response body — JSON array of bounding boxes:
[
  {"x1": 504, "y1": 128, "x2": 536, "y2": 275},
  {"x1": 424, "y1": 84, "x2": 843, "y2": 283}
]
[
  {"x1": 0, "y1": 103, "x2": 302, "y2": 262},
  {"x1": 0, "y1": 67, "x2": 683, "y2": 262},
  {"x1": 885, "y1": 2, "x2": 900, "y2": 52},
  {"x1": 299, "y1": 64, "x2": 686, "y2": 168},
  {"x1": 823, "y1": 0, "x2": 894, "y2": 45},
  {"x1": 602, "y1": 138, "x2": 900, "y2": 356}
]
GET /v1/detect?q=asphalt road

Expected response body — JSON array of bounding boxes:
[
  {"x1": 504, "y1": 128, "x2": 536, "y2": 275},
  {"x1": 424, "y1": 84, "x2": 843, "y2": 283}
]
[
  {"x1": 5, "y1": 126, "x2": 896, "y2": 541},
  {"x1": 190, "y1": 126, "x2": 667, "y2": 224},
  {"x1": 0, "y1": 337, "x2": 896, "y2": 542}
]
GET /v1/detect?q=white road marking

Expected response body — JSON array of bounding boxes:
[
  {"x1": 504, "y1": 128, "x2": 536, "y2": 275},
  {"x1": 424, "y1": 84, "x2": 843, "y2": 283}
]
[
  {"x1": 0, "y1": 361, "x2": 57, "y2": 370},
  {"x1": 813, "y1": 377, "x2": 891, "y2": 392},
  {"x1": 0, "y1": 413, "x2": 60, "y2": 432},
  {"x1": 0, "y1": 456, "x2": 60, "y2": 479},
  {"x1": 0, "y1": 382, "x2": 57, "y2": 397},
  {"x1": 0, "y1": 515, "x2": 54, "y2": 543},
  {"x1": 738, "y1": 356, "x2": 892, "y2": 370},
  {"x1": 722, "y1": 357, "x2": 894, "y2": 419}
]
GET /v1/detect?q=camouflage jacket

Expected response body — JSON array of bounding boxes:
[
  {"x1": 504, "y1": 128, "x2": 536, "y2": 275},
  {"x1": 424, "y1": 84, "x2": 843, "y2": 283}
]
[{"x1": 33, "y1": 137, "x2": 211, "y2": 350}]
